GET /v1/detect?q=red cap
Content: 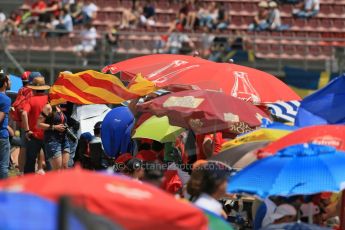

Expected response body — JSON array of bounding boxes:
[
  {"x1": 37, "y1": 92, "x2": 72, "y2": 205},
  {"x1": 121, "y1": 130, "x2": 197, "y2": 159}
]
[
  {"x1": 114, "y1": 153, "x2": 132, "y2": 164},
  {"x1": 136, "y1": 150, "x2": 158, "y2": 162},
  {"x1": 21, "y1": 71, "x2": 31, "y2": 82}
]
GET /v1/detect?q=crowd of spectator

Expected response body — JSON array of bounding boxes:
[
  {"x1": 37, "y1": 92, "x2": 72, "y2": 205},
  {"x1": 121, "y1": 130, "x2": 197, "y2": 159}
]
[{"x1": 0, "y1": 0, "x2": 322, "y2": 62}]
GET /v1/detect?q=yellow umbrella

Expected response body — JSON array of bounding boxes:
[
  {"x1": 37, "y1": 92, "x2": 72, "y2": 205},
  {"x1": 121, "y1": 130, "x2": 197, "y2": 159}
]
[
  {"x1": 133, "y1": 116, "x2": 184, "y2": 143},
  {"x1": 221, "y1": 128, "x2": 292, "y2": 151}
]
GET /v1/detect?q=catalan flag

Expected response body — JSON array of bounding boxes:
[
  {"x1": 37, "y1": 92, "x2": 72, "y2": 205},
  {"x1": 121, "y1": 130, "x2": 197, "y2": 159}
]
[{"x1": 49, "y1": 70, "x2": 157, "y2": 105}]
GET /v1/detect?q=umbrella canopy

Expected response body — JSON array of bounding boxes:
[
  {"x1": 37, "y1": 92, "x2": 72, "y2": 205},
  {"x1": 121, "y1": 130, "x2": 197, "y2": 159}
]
[
  {"x1": 259, "y1": 125, "x2": 345, "y2": 158},
  {"x1": 227, "y1": 144, "x2": 345, "y2": 198},
  {"x1": 221, "y1": 128, "x2": 292, "y2": 151},
  {"x1": 0, "y1": 192, "x2": 85, "y2": 230},
  {"x1": 261, "y1": 222, "x2": 330, "y2": 229},
  {"x1": 133, "y1": 115, "x2": 184, "y2": 143},
  {"x1": 71, "y1": 104, "x2": 111, "y2": 137},
  {"x1": 101, "y1": 106, "x2": 135, "y2": 158},
  {"x1": 0, "y1": 167, "x2": 208, "y2": 230},
  {"x1": 210, "y1": 141, "x2": 270, "y2": 169},
  {"x1": 7, "y1": 74, "x2": 23, "y2": 94},
  {"x1": 295, "y1": 75, "x2": 345, "y2": 126},
  {"x1": 103, "y1": 54, "x2": 300, "y2": 103},
  {"x1": 137, "y1": 90, "x2": 269, "y2": 134}
]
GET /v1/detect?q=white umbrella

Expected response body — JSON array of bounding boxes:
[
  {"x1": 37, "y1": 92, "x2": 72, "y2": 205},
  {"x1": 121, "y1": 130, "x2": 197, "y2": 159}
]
[{"x1": 71, "y1": 104, "x2": 111, "y2": 137}]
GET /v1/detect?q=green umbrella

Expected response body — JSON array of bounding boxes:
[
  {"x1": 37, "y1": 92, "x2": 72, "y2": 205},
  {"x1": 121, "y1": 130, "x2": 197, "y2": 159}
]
[
  {"x1": 203, "y1": 210, "x2": 234, "y2": 230},
  {"x1": 133, "y1": 116, "x2": 184, "y2": 143}
]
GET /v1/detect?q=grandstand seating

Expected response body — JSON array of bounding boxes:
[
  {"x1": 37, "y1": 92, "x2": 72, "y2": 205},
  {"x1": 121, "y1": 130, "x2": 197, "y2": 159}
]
[{"x1": 10, "y1": 0, "x2": 345, "y2": 61}]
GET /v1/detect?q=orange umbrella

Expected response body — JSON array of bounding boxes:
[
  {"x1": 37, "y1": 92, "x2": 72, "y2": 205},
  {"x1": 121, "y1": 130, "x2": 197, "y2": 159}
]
[
  {"x1": 0, "y1": 167, "x2": 208, "y2": 230},
  {"x1": 259, "y1": 125, "x2": 345, "y2": 158},
  {"x1": 103, "y1": 54, "x2": 300, "y2": 103}
]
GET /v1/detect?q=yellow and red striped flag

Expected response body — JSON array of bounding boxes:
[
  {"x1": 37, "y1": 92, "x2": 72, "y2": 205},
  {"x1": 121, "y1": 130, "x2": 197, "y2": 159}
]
[{"x1": 49, "y1": 70, "x2": 157, "y2": 105}]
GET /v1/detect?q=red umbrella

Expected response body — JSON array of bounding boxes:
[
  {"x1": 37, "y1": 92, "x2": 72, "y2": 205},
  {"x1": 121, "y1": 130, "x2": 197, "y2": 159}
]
[
  {"x1": 137, "y1": 90, "x2": 270, "y2": 134},
  {"x1": 103, "y1": 54, "x2": 300, "y2": 103},
  {"x1": 0, "y1": 167, "x2": 208, "y2": 230},
  {"x1": 258, "y1": 125, "x2": 345, "y2": 158}
]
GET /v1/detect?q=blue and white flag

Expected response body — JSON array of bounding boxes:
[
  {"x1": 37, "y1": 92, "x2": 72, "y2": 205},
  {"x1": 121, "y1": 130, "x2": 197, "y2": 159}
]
[{"x1": 267, "y1": 100, "x2": 300, "y2": 123}]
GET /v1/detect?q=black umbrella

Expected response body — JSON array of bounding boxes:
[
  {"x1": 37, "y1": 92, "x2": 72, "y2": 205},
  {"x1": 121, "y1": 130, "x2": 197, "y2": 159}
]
[{"x1": 209, "y1": 141, "x2": 270, "y2": 169}]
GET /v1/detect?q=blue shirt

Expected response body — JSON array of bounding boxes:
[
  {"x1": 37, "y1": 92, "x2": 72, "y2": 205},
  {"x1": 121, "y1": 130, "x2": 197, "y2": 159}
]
[{"x1": 0, "y1": 93, "x2": 11, "y2": 138}]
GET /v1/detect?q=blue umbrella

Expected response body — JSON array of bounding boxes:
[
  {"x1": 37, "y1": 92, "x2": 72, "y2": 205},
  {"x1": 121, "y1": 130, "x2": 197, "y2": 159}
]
[
  {"x1": 261, "y1": 222, "x2": 330, "y2": 229},
  {"x1": 0, "y1": 192, "x2": 84, "y2": 230},
  {"x1": 227, "y1": 144, "x2": 345, "y2": 198},
  {"x1": 295, "y1": 75, "x2": 345, "y2": 127},
  {"x1": 101, "y1": 106, "x2": 135, "y2": 158},
  {"x1": 7, "y1": 74, "x2": 23, "y2": 94}
]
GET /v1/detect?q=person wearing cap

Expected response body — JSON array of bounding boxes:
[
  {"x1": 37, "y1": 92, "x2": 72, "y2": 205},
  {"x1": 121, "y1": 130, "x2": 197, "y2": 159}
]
[
  {"x1": 270, "y1": 204, "x2": 297, "y2": 225},
  {"x1": 12, "y1": 71, "x2": 33, "y2": 174},
  {"x1": 21, "y1": 76, "x2": 50, "y2": 174},
  {"x1": 249, "y1": 1, "x2": 269, "y2": 31},
  {"x1": 0, "y1": 72, "x2": 11, "y2": 179},
  {"x1": 267, "y1": 1, "x2": 282, "y2": 30}
]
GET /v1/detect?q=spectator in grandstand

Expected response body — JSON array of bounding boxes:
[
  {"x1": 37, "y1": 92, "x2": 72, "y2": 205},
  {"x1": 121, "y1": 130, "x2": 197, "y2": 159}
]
[
  {"x1": 0, "y1": 10, "x2": 6, "y2": 32},
  {"x1": 182, "y1": 0, "x2": 198, "y2": 31},
  {"x1": 37, "y1": 103, "x2": 70, "y2": 171},
  {"x1": 0, "y1": 72, "x2": 11, "y2": 179},
  {"x1": 70, "y1": 1, "x2": 84, "y2": 24},
  {"x1": 267, "y1": 1, "x2": 289, "y2": 31},
  {"x1": 164, "y1": 24, "x2": 195, "y2": 54},
  {"x1": 139, "y1": 0, "x2": 156, "y2": 30},
  {"x1": 215, "y1": 2, "x2": 230, "y2": 31},
  {"x1": 105, "y1": 24, "x2": 119, "y2": 63},
  {"x1": 292, "y1": 0, "x2": 320, "y2": 18},
  {"x1": 21, "y1": 76, "x2": 50, "y2": 174},
  {"x1": 76, "y1": 0, "x2": 98, "y2": 24},
  {"x1": 119, "y1": 1, "x2": 141, "y2": 29},
  {"x1": 50, "y1": 8, "x2": 73, "y2": 36},
  {"x1": 2, "y1": 11, "x2": 21, "y2": 36},
  {"x1": 73, "y1": 22, "x2": 97, "y2": 66},
  {"x1": 248, "y1": 1, "x2": 270, "y2": 31},
  {"x1": 198, "y1": 2, "x2": 218, "y2": 30}
]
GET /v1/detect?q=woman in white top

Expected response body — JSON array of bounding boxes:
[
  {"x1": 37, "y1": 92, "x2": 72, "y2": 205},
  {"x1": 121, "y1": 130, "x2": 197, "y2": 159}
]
[{"x1": 187, "y1": 162, "x2": 231, "y2": 216}]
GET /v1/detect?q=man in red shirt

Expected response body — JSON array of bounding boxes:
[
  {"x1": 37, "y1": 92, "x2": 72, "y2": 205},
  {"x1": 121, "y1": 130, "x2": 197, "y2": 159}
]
[
  {"x1": 21, "y1": 76, "x2": 50, "y2": 174},
  {"x1": 195, "y1": 132, "x2": 223, "y2": 160},
  {"x1": 14, "y1": 71, "x2": 33, "y2": 174}
]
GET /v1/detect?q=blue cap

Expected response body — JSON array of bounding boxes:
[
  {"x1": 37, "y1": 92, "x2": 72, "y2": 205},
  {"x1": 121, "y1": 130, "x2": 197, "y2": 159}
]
[{"x1": 28, "y1": 72, "x2": 42, "y2": 84}]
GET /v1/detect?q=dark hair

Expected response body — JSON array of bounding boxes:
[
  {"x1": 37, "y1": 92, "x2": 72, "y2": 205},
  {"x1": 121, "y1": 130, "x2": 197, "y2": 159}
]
[
  {"x1": 152, "y1": 140, "x2": 164, "y2": 152},
  {"x1": 138, "y1": 142, "x2": 151, "y2": 151},
  {"x1": 93, "y1": 121, "x2": 102, "y2": 136},
  {"x1": 143, "y1": 163, "x2": 163, "y2": 181},
  {"x1": 0, "y1": 73, "x2": 8, "y2": 88},
  {"x1": 124, "y1": 158, "x2": 143, "y2": 174},
  {"x1": 187, "y1": 162, "x2": 231, "y2": 198}
]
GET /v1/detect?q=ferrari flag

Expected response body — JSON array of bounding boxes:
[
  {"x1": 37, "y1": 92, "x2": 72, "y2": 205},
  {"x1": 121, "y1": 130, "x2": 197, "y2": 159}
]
[{"x1": 49, "y1": 70, "x2": 157, "y2": 105}]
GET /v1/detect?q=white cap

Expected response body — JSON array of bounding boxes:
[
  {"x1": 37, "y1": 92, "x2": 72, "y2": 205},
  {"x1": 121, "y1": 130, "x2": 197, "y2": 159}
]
[
  {"x1": 258, "y1": 1, "x2": 268, "y2": 8},
  {"x1": 271, "y1": 204, "x2": 297, "y2": 221},
  {"x1": 269, "y1": 1, "x2": 278, "y2": 8},
  {"x1": 300, "y1": 203, "x2": 320, "y2": 217}
]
